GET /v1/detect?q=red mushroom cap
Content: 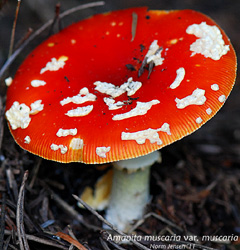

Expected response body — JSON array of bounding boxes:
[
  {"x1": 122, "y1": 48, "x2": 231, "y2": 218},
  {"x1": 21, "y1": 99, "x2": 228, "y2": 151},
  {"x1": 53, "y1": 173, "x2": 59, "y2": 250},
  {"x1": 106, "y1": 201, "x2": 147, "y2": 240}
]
[{"x1": 5, "y1": 8, "x2": 237, "y2": 164}]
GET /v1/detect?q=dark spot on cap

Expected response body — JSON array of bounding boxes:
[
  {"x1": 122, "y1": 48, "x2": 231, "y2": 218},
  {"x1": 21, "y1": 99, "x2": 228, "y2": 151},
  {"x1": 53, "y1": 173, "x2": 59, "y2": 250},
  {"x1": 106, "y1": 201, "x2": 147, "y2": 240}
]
[
  {"x1": 64, "y1": 76, "x2": 70, "y2": 82},
  {"x1": 125, "y1": 64, "x2": 136, "y2": 71},
  {"x1": 133, "y1": 57, "x2": 142, "y2": 63},
  {"x1": 140, "y1": 44, "x2": 145, "y2": 52}
]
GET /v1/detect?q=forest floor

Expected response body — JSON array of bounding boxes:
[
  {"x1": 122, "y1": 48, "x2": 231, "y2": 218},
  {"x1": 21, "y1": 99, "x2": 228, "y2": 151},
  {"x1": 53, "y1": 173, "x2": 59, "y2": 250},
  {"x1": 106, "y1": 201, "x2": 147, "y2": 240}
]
[{"x1": 0, "y1": 0, "x2": 240, "y2": 249}]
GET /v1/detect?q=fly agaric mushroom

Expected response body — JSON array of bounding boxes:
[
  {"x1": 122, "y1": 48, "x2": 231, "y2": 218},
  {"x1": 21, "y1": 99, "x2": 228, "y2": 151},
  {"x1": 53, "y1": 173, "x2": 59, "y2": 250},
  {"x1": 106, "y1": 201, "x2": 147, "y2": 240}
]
[{"x1": 5, "y1": 8, "x2": 236, "y2": 231}]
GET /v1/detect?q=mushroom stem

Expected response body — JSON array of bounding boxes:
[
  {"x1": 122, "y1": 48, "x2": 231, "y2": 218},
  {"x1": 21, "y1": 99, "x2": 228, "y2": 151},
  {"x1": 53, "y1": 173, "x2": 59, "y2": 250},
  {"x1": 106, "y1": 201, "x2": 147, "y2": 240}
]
[
  {"x1": 105, "y1": 151, "x2": 161, "y2": 232},
  {"x1": 106, "y1": 165, "x2": 150, "y2": 231}
]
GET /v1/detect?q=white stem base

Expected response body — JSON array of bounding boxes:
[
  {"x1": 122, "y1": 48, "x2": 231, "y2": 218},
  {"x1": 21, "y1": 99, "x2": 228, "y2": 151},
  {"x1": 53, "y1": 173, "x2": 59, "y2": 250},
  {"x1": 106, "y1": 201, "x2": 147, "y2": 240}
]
[
  {"x1": 105, "y1": 166, "x2": 150, "y2": 232},
  {"x1": 104, "y1": 151, "x2": 161, "y2": 232}
]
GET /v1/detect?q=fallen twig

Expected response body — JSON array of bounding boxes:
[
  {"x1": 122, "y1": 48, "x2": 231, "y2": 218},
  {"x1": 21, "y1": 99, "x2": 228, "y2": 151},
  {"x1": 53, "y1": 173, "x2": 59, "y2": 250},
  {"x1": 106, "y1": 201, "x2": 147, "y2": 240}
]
[
  {"x1": 6, "y1": 166, "x2": 19, "y2": 204},
  {"x1": 28, "y1": 158, "x2": 42, "y2": 189},
  {"x1": 128, "y1": 212, "x2": 183, "y2": 234},
  {"x1": 8, "y1": 0, "x2": 21, "y2": 58},
  {"x1": 41, "y1": 181, "x2": 83, "y2": 223},
  {"x1": 14, "y1": 28, "x2": 33, "y2": 50},
  {"x1": 3, "y1": 234, "x2": 11, "y2": 250},
  {"x1": 73, "y1": 194, "x2": 150, "y2": 250},
  {"x1": 48, "y1": 3, "x2": 62, "y2": 35},
  {"x1": 0, "y1": 192, "x2": 6, "y2": 250},
  {"x1": 6, "y1": 243, "x2": 18, "y2": 250},
  {"x1": 16, "y1": 171, "x2": 29, "y2": 250},
  {"x1": 99, "y1": 237, "x2": 111, "y2": 250},
  {"x1": 56, "y1": 232, "x2": 88, "y2": 250},
  {"x1": 40, "y1": 180, "x2": 103, "y2": 232},
  {"x1": 0, "y1": 96, "x2": 4, "y2": 150},
  {"x1": 4, "y1": 230, "x2": 68, "y2": 250},
  {"x1": 104, "y1": 236, "x2": 128, "y2": 250}
]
